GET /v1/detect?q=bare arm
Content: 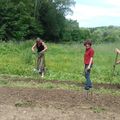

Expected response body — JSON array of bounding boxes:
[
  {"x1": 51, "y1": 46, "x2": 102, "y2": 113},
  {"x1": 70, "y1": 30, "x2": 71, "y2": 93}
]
[
  {"x1": 32, "y1": 43, "x2": 36, "y2": 52},
  {"x1": 40, "y1": 42, "x2": 47, "y2": 53},
  {"x1": 116, "y1": 48, "x2": 120, "y2": 54},
  {"x1": 116, "y1": 48, "x2": 120, "y2": 64},
  {"x1": 87, "y1": 57, "x2": 93, "y2": 70}
]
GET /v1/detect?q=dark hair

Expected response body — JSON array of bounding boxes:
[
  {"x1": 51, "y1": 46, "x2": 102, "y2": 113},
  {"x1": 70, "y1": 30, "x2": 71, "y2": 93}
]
[{"x1": 84, "y1": 40, "x2": 92, "y2": 46}]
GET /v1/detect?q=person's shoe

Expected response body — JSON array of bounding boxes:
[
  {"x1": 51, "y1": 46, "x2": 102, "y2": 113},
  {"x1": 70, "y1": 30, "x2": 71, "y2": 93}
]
[
  {"x1": 33, "y1": 68, "x2": 40, "y2": 73},
  {"x1": 41, "y1": 73, "x2": 44, "y2": 78},
  {"x1": 88, "y1": 86, "x2": 92, "y2": 88},
  {"x1": 33, "y1": 68, "x2": 38, "y2": 72},
  {"x1": 33, "y1": 68, "x2": 37, "y2": 72},
  {"x1": 84, "y1": 86, "x2": 90, "y2": 90}
]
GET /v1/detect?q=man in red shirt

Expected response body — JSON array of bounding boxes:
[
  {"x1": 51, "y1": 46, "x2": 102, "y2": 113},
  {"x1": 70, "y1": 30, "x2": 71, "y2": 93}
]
[{"x1": 84, "y1": 40, "x2": 94, "y2": 90}]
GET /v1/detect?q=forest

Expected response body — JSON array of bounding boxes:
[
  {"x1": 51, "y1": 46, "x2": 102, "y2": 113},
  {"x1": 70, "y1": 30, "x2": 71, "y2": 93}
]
[{"x1": 0, "y1": 0, "x2": 120, "y2": 43}]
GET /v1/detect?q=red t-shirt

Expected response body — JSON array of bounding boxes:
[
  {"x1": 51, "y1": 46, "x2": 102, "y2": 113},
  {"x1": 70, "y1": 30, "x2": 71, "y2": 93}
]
[{"x1": 84, "y1": 48, "x2": 94, "y2": 64}]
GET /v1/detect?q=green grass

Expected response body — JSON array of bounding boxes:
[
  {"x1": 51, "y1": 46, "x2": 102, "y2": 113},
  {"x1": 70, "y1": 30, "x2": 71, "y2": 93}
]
[
  {"x1": 90, "y1": 106, "x2": 105, "y2": 113},
  {"x1": 0, "y1": 40, "x2": 120, "y2": 84},
  {"x1": 15, "y1": 100, "x2": 35, "y2": 107},
  {"x1": 0, "y1": 76, "x2": 120, "y2": 95}
]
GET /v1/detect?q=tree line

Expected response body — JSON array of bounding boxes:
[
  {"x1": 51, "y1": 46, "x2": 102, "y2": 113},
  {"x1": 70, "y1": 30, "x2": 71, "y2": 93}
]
[{"x1": 0, "y1": 0, "x2": 120, "y2": 43}]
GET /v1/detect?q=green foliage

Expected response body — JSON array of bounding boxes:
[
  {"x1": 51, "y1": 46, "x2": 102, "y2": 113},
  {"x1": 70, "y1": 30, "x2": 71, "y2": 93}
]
[
  {"x1": 0, "y1": 0, "x2": 77, "y2": 42},
  {"x1": 0, "y1": 0, "x2": 43, "y2": 41},
  {"x1": 22, "y1": 48, "x2": 33, "y2": 65},
  {"x1": 90, "y1": 26, "x2": 120, "y2": 43},
  {"x1": 15, "y1": 100, "x2": 34, "y2": 107},
  {"x1": 91, "y1": 29, "x2": 103, "y2": 43},
  {"x1": 34, "y1": 0, "x2": 75, "y2": 42},
  {"x1": 71, "y1": 30, "x2": 81, "y2": 41},
  {"x1": 0, "y1": 41, "x2": 120, "y2": 84},
  {"x1": 79, "y1": 28, "x2": 91, "y2": 41},
  {"x1": 0, "y1": 0, "x2": 120, "y2": 43},
  {"x1": 62, "y1": 31, "x2": 72, "y2": 42},
  {"x1": 90, "y1": 106, "x2": 105, "y2": 113},
  {"x1": 62, "y1": 20, "x2": 80, "y2": 42}
]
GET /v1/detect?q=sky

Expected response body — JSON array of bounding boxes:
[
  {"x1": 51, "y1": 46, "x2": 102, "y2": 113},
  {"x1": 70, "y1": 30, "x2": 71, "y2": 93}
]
[{"x1": 66, "y1": 0, "x2": 120, "y2": 27}]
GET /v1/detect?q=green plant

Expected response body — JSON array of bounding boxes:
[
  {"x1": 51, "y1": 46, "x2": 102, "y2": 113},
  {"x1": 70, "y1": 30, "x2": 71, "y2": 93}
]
[
  {"x1": 0, "y1": 41, "x2": 120, "y2": 84},
  {"x1": 90, "y1": 106, "x2": 105, "y2": 113}
]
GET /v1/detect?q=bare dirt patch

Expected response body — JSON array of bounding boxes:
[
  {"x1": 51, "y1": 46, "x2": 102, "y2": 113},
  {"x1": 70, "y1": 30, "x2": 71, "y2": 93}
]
[{"x1": 0, "y1": 87, "x2": 120, "y2": 120}]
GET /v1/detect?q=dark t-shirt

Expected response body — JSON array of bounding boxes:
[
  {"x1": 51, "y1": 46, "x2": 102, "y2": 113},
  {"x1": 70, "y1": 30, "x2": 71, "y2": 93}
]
[{"x1": 36, "y1": 41, "x2": 44, "y2": 52}]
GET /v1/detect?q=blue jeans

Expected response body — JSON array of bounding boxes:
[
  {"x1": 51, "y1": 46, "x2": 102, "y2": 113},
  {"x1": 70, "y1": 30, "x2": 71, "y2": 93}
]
[{"x1": 84, "y1": 64, "x2": 92, "y2": 90}]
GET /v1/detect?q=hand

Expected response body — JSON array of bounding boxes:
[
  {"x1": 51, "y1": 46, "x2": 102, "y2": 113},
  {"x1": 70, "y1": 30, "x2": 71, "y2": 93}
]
[
  {"x1": 85, "y1": 66, "x2": 90, "y2": 73},
  {"x1": 40, "y1": 51, "x2": 44, "y2": 54},
  {"x1": 115, "y1": 48, "x2": 119, "y2": 53},
  {"x1": 87, "y1": 66, "x2": 90, "y2": 70},
  {"x1": 116, "y1": 60, "x2": 120, "y2": 64}
]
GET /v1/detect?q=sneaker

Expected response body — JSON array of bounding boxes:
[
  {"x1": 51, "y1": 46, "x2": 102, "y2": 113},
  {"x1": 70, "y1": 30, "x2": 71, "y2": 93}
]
[
  {"x1": 41, "y1": 72, "x2": 44, "y2": 78},
  {"x1": 84, "y1": 86, "x2": 90, "y2": 90},
  {"x1": 88, "y1": 86, "x2": 92, "y2": 88},
  {"x1": 33, "y1": 68, "x2": 37, "y2": 72},
  {"x1": 33, "y1": 68, "x2": 39, "y2": 73}
]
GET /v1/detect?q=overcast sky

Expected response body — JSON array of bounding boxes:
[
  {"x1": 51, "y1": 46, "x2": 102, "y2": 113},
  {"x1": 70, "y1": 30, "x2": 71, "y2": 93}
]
[{"x1": 66, "y1": 0, "x2": 120, "y2": 27}]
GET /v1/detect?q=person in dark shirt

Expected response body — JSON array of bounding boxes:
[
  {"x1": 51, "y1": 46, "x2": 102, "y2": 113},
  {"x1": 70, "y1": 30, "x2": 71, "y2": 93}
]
[
  {"x1": 32, "y1": 37, "x2": 47, "y2": 77},
  {"x1": 84, "y1": 40, "x2": 94, "y2": 90}
]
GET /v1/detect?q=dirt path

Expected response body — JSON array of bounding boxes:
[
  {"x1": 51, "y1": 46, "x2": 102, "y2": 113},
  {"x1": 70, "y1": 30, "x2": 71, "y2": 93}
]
[{"x1": 0, "y1": 87, "x2": 120, "y2": 120}]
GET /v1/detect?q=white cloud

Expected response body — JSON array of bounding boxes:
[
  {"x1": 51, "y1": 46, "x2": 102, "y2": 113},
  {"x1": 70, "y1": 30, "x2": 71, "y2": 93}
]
[
  {"x1": 105, "y1": 0, "x2": 120, "y2": 7},
  {"x1": 66, "y1": 1, "x2": 120, "y2": 27},
  {"x1": 66, "y1": 4, "x2": 120, "y2": 21}
]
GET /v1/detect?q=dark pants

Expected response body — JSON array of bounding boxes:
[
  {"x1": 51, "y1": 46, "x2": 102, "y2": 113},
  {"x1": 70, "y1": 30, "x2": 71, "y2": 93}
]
[{"x1": 84, "y1": 64, "x2": 93, "y2": 90}]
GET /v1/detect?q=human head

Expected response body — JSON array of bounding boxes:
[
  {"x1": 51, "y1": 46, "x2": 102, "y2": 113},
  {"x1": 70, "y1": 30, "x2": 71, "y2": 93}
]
[
  {"x1": 36, "y1": 37, "x2": 41, "y2": 42},
  {"x1": 36, "y1": 37, "x2": 43, "y2": 43},
  {"x1": 84, "y1": 40, "x2": 92, "y2": 49}
]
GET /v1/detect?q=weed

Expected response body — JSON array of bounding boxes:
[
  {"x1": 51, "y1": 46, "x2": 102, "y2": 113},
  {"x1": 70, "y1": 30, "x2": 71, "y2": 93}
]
[
  {"x1": 0, "y1": 41, "x2": 120, "y2": 84},
  {"x1": 90, "y1": 106, "x2": 105, "y2": 113},
  {"x1": 15, "y1": 100, "x2": 34, "y2": 107}
]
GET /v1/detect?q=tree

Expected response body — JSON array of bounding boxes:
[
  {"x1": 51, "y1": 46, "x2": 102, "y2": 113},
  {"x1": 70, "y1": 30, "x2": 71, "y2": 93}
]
[
  {"x1": 0, "y1": 0, "x2": 43, "y2": 41},
  {"x1": 34, "y1": 0, "x2": 75, "y2": 42},
  {"x1": 62, "y1": 19, "x2": 79, "y2": 41}
]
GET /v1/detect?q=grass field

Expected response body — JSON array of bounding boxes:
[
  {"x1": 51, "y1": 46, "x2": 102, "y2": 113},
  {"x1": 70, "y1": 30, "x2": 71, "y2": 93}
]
[{"x1": 0, "y1": 40, "x2": 120, "y2": 84}]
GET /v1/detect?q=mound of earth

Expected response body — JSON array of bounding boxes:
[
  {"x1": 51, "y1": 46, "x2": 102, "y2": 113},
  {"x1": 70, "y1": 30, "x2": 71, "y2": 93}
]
[{"x1": 0, "y1": 87, "x2": 120, "y2": 120}]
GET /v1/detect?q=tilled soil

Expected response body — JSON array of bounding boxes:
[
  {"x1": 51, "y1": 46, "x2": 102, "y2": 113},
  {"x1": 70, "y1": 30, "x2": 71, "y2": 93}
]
[{"x1": 0, "y1": 87, "x2": 120, "y2": 120}]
